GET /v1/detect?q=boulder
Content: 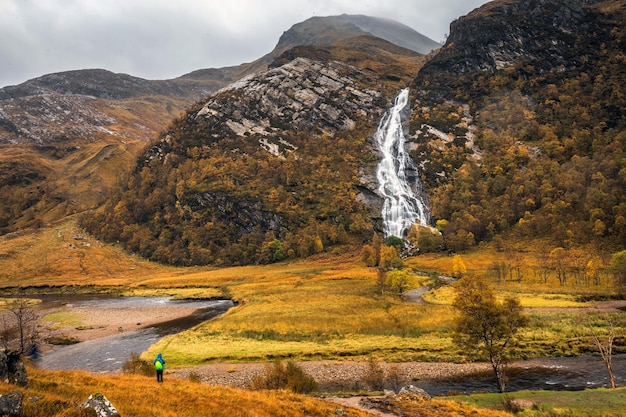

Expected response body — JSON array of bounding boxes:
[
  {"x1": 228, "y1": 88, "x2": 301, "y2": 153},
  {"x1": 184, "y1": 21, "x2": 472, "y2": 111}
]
[
  {"x1": 0, "y1": 350, "x2": 28, "y2": 387},
  {"x1": 79, "y1": 393, "x2": 120, "y2": 417},
  {"x1": 398, "y1": 385, "x2": 431, "y2": 400},
  {"x1": 0, "y1": 391, "x2": 23, "y2": 417}
]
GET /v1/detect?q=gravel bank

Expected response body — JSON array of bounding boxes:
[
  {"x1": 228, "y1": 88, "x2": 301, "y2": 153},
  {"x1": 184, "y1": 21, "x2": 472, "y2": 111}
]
[{"x1": 169, "y1": 360, "x2": 492, "y2": 391}]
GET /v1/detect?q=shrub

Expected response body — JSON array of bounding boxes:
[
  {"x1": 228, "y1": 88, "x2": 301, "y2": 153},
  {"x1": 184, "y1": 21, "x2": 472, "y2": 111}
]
[
  {"x1": 121, "y1": 352, "x2": 153, "y2": 377},
  {"x1": 250, "y1": 360, "x2": 318, "y2": 394},
  {"x1": 363, "y1": 357, "x2": 385, "y2": 391}
]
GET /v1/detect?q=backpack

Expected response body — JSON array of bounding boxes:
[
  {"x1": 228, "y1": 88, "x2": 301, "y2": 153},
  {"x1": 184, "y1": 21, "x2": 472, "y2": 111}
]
[{"x1": 155, "y1": 360, "x2": 163, "y2": 371}]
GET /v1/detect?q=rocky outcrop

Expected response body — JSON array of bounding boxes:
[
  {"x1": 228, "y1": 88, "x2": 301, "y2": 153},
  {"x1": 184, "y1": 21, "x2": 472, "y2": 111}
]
[
  {"x1": 146, "y1": 57, "x2": 387, "y2": 165},
  {"x1": 196, "y1": 57, "x2": 384, "y2": 140},
  {"x1": 413, "y1": 0, "x2": 608, "y2": 101},
  {"x1": 0, "y1": 351, "x2": 28, "y2": 388},
  {"x1": 79, "y1": 393, "x2": 120, "y2": 417}
]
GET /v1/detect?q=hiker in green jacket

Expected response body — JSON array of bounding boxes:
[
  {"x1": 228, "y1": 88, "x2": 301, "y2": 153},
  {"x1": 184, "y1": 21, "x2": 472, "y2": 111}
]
[{"x1": 154, "y1": 353, "x2": 165, "y2": 382}]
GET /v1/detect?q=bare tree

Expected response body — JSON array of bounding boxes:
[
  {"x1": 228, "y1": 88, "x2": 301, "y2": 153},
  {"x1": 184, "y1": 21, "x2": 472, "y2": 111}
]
[
  {"x1": 1, "y1": 297, "x2": 40, "y2": 355},
  {"x1": 587, "y1": 314, "x2": 617, "y2": 389}
]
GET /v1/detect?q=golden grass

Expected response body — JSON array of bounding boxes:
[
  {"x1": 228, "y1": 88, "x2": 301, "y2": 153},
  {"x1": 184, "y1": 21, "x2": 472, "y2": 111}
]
[
  {"x1": 0, "y1": 217, "x2": 178, "y2": 288},
  {"x1": 7, "y1": 367, "x2": 374, "y2": 417},
  {"x1": 142, "y1": 260, "x2": 458, "y2": 364},
  {"x1": 0, "y1": 367, "x2": 512, "y2": 417},
  {"x1": 423, "y1": 286, "x2": 591, "y2": 308}
]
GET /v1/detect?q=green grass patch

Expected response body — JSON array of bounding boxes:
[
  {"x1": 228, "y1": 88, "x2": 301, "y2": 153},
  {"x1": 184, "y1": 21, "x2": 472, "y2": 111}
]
[
  {"x1": 450, "y1": 388, "x2": 626, "y2": 416},
  {"x1": 41, "y1": 310, "x2": 85, "y2": 329}
]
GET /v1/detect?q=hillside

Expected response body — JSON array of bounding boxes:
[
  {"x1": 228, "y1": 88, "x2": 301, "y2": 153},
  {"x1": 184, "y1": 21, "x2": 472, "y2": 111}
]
[
  {"x1": 81, "y1": 37, "x2": 425, "y2": 266},
  {"x1": 0, "y1": 69, "x2": 213, "y2": 233},
  {"x1": 406, "y1": 0, "x2": 626, "y2": 252},
  {"x1": 80, "y1": 0, "x2": 626, "y2": 267}
]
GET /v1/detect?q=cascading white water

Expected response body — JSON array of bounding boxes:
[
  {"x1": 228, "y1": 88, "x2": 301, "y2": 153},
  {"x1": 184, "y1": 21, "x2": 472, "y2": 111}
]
[{"x1": 375, "y1": 88, "x2": 430, "y2": 238}]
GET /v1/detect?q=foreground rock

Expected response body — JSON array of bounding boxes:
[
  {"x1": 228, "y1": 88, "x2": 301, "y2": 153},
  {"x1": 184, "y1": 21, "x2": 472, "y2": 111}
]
[
  {"x1": 0, "y1": 351, "x2": 28, "y2": 387},
  {"x1": 79, "y1": 393, "x2": 120, "y2": 417},
  {"x1": 0, "y1": 391, "x2": 22, "y2": 417}
]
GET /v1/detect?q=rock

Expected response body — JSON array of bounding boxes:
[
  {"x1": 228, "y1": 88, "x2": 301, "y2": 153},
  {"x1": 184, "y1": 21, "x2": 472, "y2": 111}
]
[
  {"x1": 79, "y1": 393, "x2": 120, "y2": 417},
  {"x1": 398, "y1": 385, "x2": 431, "y2": 400},
  {"x1": 0, "y1": 350, "x2": 28, "y2": 387},
  {"x1": 0, "y1": 391, "x2": 23, "y2": 417},
  {"x1": 510, "y1": 398, "x2": 535, "y2": 410}
]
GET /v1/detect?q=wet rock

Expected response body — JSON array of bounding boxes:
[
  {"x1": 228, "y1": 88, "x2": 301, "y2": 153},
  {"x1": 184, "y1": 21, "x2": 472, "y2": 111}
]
[
  {"x1": 0, "y1": 391, "x2": 23, "y2": 417},
  {"x1": 79, "y1": 393, "x2": 120, "y2": 417}
]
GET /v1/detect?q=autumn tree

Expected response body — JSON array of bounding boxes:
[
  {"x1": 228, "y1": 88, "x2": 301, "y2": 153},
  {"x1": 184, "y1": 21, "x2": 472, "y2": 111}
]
[
  {"x1": 385, "y1": 270, "x2": 415, "y2": 295},
  {"x1": 608, "y1": 250, "x2": 626, "y2": 290},
  {"x1": 453, "y1": 276, "x2": 529, "y2": 393},
  {"x1": 380, "y1": 245, "x2": 403, "y2": 270},
  {"x1": 452, "y1": 254, "x2": 467, "y2": 278}
]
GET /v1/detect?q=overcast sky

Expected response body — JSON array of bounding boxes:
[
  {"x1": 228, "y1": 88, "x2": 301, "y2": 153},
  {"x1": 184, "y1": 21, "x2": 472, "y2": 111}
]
[{"x1": 0, "y1": 0, "x2": 491, "y2": 88}]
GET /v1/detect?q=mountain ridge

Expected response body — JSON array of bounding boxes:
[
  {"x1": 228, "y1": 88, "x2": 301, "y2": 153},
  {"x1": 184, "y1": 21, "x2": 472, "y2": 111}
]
[{"x1": 0, "y1": 14, "x2": 432, "y2": 235}]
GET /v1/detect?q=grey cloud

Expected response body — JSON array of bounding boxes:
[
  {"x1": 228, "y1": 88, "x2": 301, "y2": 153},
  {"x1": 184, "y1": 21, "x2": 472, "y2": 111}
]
[{"x1": 0, "y1": 0, "x2": 490, "y2": 88}]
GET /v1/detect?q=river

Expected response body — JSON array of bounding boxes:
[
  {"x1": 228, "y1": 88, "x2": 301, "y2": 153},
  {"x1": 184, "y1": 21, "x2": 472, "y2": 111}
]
[
  {"x1": 420, "y1": 355, "x2": 626, "y2": 395},
  {"x1": 35, "y1": 296, "x2": 233, "y2": 373}
]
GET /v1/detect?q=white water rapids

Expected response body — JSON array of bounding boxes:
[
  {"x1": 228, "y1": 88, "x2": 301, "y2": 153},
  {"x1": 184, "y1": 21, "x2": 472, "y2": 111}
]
[{"x1": 375, "y1": 88, "x2": 430, "y2": 238}]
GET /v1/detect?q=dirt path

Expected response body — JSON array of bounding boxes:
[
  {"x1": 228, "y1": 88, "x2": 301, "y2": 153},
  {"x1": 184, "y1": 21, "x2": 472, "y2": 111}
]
[{"x1": 327, "y1": 397, "x2": 396, "y2": 417}]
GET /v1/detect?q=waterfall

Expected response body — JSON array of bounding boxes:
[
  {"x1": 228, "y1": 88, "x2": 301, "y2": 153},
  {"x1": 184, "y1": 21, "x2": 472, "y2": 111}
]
[{"x1": 375, "y1": 88, "x2": 430, "y2": 238}]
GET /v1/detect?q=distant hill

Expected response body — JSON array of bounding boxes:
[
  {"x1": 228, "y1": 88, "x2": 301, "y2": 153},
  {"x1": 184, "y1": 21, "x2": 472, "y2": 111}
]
[
  {"x1": 178, "y1": 14, "x2": 440, "y2": 82},
  {"x1": 273, "y1": 14, "x2": 441, "y2": 55}
]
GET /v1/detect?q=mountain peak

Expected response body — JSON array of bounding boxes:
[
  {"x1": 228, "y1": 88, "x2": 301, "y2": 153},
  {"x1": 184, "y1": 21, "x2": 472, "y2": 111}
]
[{"x1": 274, "y1": 14, "x2": 441, "y2": 56}]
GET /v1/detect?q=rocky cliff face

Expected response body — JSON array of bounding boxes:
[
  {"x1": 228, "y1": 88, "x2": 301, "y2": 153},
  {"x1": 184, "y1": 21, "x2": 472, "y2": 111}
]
[
  {"x1": 152, "y1": 57, "x2": 386, "y2": 159},
  {"x1": 413, "y1": 0, "x2": 611, "y2": 101},
  {"x1": 409, "y1": 0, "x2": 623, "y2": 182}
]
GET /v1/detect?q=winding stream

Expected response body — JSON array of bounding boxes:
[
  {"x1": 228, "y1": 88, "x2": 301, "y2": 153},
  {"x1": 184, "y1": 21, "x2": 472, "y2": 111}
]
[
  {"x1": 421, "y1": 355, "x2": 626, "y2": 395},
  {"x1": 35, "y1": 296, "x2": 233, "y2": 373}
]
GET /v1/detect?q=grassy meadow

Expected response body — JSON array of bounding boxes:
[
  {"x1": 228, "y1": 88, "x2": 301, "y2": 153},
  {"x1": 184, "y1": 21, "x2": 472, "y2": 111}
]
[{"x1": 451, "y1": 388, "x2": 626, "y2": 417}]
